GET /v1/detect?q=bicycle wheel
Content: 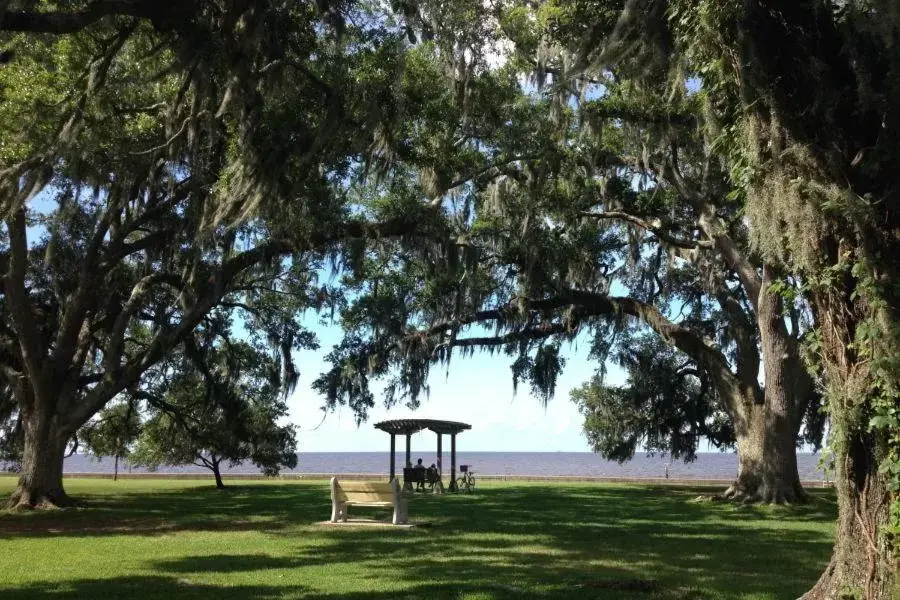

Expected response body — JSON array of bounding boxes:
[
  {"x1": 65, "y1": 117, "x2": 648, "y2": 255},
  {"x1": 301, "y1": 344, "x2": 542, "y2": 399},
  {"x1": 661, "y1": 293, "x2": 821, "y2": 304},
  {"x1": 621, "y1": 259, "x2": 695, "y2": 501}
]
[{"x1": 455, "y1": 477, "x2": 467, "y2": 492}]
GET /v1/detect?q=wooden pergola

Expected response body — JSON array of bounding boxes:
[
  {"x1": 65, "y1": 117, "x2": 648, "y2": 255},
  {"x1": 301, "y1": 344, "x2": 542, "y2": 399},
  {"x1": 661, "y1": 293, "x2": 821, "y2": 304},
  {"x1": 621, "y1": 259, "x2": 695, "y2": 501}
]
[{"x1": 374, "y1": 418, "x2": 471, "y2": 492}]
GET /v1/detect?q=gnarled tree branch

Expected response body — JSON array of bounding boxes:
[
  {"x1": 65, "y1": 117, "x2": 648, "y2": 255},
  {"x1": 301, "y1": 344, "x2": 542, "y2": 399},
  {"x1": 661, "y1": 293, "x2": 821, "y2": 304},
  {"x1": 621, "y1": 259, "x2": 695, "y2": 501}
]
[{"x1": 579, "y1": 210, "x2": 713, "y2": 250}]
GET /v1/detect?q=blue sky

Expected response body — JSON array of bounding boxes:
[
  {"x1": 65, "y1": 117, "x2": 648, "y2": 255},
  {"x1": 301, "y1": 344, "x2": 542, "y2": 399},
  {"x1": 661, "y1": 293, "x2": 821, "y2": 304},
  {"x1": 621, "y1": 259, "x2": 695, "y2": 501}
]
[{"x1": 287, "y1": 314, "x2": 624, "y2": 453}]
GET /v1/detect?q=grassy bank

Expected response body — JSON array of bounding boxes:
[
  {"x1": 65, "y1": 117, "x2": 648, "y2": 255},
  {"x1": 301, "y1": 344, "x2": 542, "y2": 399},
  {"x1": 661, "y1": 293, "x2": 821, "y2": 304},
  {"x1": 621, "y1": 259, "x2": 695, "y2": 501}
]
[{"x1": 0, "y1": 478, "x2": 836, "y2": 599}]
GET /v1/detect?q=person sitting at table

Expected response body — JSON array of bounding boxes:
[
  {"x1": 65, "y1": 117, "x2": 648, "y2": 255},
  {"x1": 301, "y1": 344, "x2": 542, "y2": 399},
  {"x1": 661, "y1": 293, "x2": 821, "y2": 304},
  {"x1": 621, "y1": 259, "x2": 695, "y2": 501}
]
[{"x1": 414, "y1": 458, "x2": 426, "y2": 490}]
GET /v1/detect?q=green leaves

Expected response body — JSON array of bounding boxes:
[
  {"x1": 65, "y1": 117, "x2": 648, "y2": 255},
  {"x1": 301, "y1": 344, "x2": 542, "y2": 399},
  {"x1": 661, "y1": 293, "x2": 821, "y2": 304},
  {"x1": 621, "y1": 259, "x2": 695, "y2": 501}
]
[
  {"x1": 80, "y1": 401, "x2": 141, "y2": 461},
  {"x1": 870, "y1": 415, "x2": 894, "y2": 430},
  {"x1": 572, "y1": 333, "x2": 731, "y2": 463},
  {"x1": 130, "y1": 340, "x2": 298, "y2": 477}
]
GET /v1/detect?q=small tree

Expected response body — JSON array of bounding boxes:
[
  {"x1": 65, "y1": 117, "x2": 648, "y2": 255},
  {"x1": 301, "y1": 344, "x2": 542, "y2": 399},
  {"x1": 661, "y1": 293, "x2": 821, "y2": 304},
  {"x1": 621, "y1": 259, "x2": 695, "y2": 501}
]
[
  {"x1": 130, "y1": 343, "x2": 297, "y2": 489},
  {"x1": 572, "y1": 335, "x2": 736, "y2": 464},
  {"x1": 80, "y1": 401, "x2": 141, "y2": 481}
]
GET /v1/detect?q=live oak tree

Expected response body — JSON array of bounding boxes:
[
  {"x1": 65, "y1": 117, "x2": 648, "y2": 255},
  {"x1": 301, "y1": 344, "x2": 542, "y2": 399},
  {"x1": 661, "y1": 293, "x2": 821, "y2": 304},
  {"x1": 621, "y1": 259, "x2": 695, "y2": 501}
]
[
  {"x1": 129, "y1": 341, "x2": 298, "y2": 490},
  {"x1": 571, "y1": 0, "x2": 899, "y2": 596},
  {"x1": 318, "y1": 147, "x2": 822, "y2": 502},
  {"x1": 0, "y1": 1, "x2": 450, "y2": 509},
  {"x1": 315, "y1": 0, "x2": 824, "y2": 504},
  {"x1": 511, "y1": 0, "x2": 827, "y2": 504},
  {"x1": 0, "y1": 3, "x2": 891, "y2": 595}
]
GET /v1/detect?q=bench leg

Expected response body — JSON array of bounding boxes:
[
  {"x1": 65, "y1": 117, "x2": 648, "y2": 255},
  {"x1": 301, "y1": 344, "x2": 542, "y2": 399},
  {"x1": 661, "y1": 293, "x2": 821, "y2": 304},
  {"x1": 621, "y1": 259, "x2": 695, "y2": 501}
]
[
  {"x1": 392, "y1": 504, "x2": 401, "y2": 525},
  {"x1": 331, "y1": 501, "x2": 343, "y2": 523},
  {"x1": 393, "y1": 499, "x2": 408, "y2": 525},
  {"x1": 331, "y1": 502, "x2": 348, "y2": 523}
]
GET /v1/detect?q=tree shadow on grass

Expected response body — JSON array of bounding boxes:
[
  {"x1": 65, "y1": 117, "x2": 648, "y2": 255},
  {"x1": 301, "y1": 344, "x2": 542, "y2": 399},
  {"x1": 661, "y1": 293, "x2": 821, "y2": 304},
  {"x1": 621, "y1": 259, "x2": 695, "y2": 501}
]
[
  {"x1": 292, "y1": 485, "x2": 833, "y2": 599},
  {"x1": 0, "y1": 576, "x2": 311, "y2": 600},
  {"x1": 0, "y1": 483, "x2": 329, "y2": 538},
  {"x1": 152, "y1": 553, "x2": 312, "y2": 574},
  {"x1": 281, "y1": 529, "x2": 826, "y2": 599},
  {"x1": 149, "y1": 551, "x2": 695, "y2": 600}
]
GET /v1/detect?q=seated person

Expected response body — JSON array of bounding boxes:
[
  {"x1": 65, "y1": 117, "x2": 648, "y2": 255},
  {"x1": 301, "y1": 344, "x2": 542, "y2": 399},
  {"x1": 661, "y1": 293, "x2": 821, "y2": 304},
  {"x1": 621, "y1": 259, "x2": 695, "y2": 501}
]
[
  {"x1": 426, "y1": 463, "x2": 440, "y2": 488},
  {"x1": 413, "y1": 458, "x2": 426, "y2": 490}
]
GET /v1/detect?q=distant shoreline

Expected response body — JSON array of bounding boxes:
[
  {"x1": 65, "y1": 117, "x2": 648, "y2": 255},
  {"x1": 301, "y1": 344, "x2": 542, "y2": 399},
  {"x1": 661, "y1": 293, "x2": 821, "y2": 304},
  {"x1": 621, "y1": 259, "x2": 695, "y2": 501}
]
[
  {"x1": 3, "y1": 451, "x2": 830, "y2": 482},
  {"x1": 0, "y1": 471, "x2": 833, "y2": 488}
]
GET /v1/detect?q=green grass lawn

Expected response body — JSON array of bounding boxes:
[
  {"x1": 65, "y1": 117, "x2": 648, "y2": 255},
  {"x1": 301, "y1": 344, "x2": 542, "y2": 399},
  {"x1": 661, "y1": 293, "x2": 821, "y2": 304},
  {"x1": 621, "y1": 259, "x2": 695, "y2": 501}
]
[{"x1": 0, "y1": 477, "x2": 836, "y2": 600}]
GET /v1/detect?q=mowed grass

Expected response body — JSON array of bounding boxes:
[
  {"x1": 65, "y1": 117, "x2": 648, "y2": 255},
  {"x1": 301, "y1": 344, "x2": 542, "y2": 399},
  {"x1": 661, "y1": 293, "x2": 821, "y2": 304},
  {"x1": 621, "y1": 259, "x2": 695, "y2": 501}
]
[{"x1": 0, "y1": 477, "x2": 836, "y2": 600}]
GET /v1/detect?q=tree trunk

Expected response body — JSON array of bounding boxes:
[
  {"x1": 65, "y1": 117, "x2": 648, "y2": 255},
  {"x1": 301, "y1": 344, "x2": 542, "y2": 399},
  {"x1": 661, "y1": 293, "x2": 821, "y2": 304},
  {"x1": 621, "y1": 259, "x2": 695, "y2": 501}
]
[
  {"x1": 803, "y1": 430, "x2": 894, "y2": 600},
  {"x1": 114, "y1": 455, "x2": 119, "y2": 482},
  {"x1": 719, "y1": 277, "x2": 809, "y2": 504},
  {"x1": 722, "y1": 401, "x2": 806, "y2": 503},
  {"x1": 7, "y1": 411, "x2": 74, "y2": 509},
  {"x1": 801, "y1": 280, "x2": 897, "y2": 599},
  {"x1": 212, "y1": 460, "x2": 225, "y2": 490}
]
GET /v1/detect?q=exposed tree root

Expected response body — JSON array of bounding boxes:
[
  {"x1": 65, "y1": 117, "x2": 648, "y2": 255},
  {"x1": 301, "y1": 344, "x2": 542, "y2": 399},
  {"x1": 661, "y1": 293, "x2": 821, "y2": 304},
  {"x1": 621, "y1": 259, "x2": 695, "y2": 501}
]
[
  {"x1": 696, "y1": 481, "x2": 809, "y2": 505},
  {"x1": 6, "y1": 486, "x2": 82, "y2": 511}
]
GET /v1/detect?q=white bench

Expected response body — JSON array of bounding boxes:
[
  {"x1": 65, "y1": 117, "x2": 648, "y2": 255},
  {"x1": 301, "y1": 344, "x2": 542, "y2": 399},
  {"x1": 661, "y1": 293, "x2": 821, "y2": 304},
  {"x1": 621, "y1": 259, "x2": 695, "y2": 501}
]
[{"x1": 330, "y1": 477, "x2": 408, "y2": 525}]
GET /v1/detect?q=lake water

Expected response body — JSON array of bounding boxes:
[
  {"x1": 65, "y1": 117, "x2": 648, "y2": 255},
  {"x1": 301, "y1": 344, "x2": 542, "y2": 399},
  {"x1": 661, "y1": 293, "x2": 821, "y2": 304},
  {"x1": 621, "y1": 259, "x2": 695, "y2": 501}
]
[{"x1": 58, "y1": 451, "x2": 829, "y2": 481}]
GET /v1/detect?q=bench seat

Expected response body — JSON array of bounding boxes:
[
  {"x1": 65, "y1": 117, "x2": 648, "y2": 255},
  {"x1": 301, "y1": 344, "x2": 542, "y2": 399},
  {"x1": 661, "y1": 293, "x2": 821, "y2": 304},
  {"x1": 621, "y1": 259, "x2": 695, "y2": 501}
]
[{"x1": 330, "y1": 477, "x2": 408, "y2": 525}]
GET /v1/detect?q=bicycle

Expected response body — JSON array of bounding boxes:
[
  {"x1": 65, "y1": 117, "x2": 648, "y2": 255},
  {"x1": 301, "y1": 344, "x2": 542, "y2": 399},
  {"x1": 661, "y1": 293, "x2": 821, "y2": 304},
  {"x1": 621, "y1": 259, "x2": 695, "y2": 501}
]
[{"x1": 455, "y1": 464, "x2": 475, "y2": 493}]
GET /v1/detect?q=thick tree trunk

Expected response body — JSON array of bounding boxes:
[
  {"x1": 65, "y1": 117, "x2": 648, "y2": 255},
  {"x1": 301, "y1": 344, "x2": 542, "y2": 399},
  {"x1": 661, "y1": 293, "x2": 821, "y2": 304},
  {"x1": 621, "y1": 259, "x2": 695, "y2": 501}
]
[
  {"x1": 800, "y1": 278, "x2": 897, "y2": 598},
  {"x1": 720, "y1": 277, "x2": 809, "y2": 504},
  {"x1": 722, "y1": 401, "x2": 806, "y2": 503},
  {"x1": 803, "y1": 430, "x2": 894, "y2": 600},
  {"x1": 114, "y1": 455, "x2": 119, "y2": 482},
  {"x1": 7, "y1": 412, "x2": 74, "y2": 509}
]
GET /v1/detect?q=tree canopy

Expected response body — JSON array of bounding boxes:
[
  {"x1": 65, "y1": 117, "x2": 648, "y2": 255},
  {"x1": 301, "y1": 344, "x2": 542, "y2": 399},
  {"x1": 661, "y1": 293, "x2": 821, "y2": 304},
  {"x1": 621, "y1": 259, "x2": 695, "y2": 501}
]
[
  {"x1": 0, "y1": 1, "x2": 897, "y2": 597},
  {"x1": 128, "y1": 340, "x2": 298, "y2": 488},
  {"x1": 0, "y1": 0, "x2": 459, "y2": 508},
  {"x1": 313, "y1": 0, "x2": 822, "y2": 504},
  {"x1": 569, "y1": 1, "x2": 899, "y2": 596}
]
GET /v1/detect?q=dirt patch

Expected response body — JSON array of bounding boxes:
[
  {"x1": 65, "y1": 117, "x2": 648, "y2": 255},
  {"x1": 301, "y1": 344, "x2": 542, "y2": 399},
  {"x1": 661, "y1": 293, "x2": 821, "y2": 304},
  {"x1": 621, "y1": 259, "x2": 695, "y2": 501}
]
[{"x1": 316, "y1": 519, "x2": 418, "y2": 529}]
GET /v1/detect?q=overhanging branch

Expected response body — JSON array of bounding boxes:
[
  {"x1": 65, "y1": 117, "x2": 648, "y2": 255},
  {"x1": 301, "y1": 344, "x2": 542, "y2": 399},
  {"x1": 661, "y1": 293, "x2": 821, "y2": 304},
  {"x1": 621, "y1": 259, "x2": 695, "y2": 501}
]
[
  {"x1": 65, "y1": 213, "x2": 442, "y2": 430},
  {"x1": 447, "y1": 323, "x2": 570, "y2": 349},
  {"x1": 579, "y1": 210, "x2": 713, "y2": 250},
  {"x1": 665, "y1": 142, "x2": 763, "y2": 306},
  {"x1": 411, "y1": 289, "x2": 758, "y2": 416}
]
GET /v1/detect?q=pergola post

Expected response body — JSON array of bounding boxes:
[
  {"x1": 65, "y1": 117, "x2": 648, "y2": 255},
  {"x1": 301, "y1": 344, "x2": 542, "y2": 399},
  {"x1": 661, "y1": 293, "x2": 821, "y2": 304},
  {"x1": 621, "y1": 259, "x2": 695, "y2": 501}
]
[
  {"x1": 403, "y1": 433, "x2": 413, "y2": 491},
  {"x1": 449, "y1": 432, "x2": 457, "y2": 492},
  {"x1": 435, "y1": 431, "x2": 444, "y2": 493},
  {"x1": 389, "y1": 433, "x2": 396, "y2": 481},
  {"x1": 436, "y1": 431, "x2": 443, "y2": 475}
]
